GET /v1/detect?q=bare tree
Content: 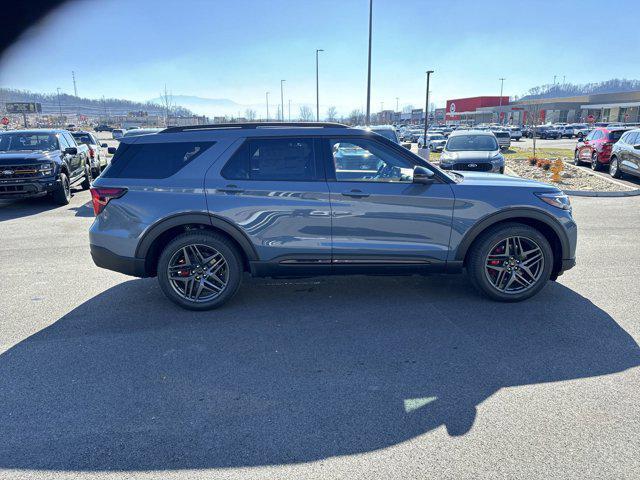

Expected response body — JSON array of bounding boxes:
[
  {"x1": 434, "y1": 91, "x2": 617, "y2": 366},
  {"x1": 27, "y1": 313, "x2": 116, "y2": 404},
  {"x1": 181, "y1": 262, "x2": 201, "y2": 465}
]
[
  {"x1": 158, "y1": 84, "x2": 175, "y2": 127},
  {"x1": 348, "y1": 109, "x2": 365, "y2": 125},
  {"x1": 402, "y1": 104, "x2": 415, "y2": 114},
  {"x1": 326, "y1": 106, "x2": 338, "y2": 122},
  {"x1": 524, "y1": 102, "x2": 543, "y2": 158},
  {"x1": 299, "y1": 105, "x2": 313, "y2": 121},
  {"x1": 245, "y1": 109, "x2": 256, "y2": 121}
]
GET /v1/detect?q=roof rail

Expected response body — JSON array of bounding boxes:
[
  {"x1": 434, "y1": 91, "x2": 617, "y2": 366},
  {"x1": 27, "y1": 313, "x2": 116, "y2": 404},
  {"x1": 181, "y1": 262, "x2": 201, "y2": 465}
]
[{"x1": 161, "y1": 122, "x2": 349, "y2": 133}]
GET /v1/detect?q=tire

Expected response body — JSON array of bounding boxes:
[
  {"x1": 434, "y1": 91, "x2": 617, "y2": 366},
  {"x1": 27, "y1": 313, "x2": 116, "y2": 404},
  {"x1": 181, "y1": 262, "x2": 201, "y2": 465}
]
[
  {"x1": 51, "y1": 172, "x2": 71, "y2": 205},
  {"x1": 157, "y1": 231, "x2": 243, "y2": 311},
  {"x1": 573, "y1": 150, "x2": 582, "y2": 166},
  {"x1": 499, "y1": 166, "x2": 505, "y2": 174},
  {"x1": 610, "y1": 156, "x2": 623, "y2": 179},
  {"x1": 466, "y1": 223, "x2": 553, "y2": 302},
  {"x1": 81, "y1": 164, "x2": 92, "y2": 190},
  {"x1": 591, "y1": 152, "x2": 602, "y2": 171}
]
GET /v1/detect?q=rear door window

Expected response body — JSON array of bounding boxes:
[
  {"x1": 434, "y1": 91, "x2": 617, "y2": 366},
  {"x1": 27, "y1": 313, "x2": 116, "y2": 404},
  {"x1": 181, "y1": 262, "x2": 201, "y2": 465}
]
[
  {"x1": 221, "y1": 138, "x2": 321, "y2": 181},
  {"x1": 103, "y1": 141, "x2": 215, "y2": 179},
  {"x1": 608, "y1": 130, "x2": 626, "y2": 142}
]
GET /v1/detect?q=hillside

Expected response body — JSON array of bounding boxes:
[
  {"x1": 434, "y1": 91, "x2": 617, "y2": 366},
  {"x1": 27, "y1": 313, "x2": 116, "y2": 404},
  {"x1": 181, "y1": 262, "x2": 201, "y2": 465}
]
[
  {"x1": 519, "y1": 78, "x2": 640, "y2": 100},
  {"x1": 0, "y1": 88, "x2": 193, "y2": 117}
]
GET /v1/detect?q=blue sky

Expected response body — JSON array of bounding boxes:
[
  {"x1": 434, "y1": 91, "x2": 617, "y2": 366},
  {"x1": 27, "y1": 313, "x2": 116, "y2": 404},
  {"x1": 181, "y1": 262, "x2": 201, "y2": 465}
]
[{"x1": 1, "y1": 0, "x2": 638, "y2": 116}]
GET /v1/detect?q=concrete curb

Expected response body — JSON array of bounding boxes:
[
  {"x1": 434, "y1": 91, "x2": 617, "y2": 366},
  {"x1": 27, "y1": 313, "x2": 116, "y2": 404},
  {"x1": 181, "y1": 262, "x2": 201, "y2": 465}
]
[{"x1": 506, "y1": 159, "x2": 640, "y2": 198}]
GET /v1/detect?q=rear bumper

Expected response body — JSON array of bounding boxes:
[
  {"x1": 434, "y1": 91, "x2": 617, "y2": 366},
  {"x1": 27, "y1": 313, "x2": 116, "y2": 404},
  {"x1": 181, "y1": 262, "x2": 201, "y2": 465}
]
[{"x1": 90, "y1": 244, "x2": 147, "y2": 277}]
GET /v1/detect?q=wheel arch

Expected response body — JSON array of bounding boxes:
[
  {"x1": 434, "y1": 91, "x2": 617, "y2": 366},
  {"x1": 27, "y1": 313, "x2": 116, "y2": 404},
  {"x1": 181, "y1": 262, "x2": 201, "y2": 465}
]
[
  {"x1": 135, "y1": 213, "x2": 258, "y2": 276},
  {"x1": 456, "y1": 208, "x2": 569, "y2": 275}
]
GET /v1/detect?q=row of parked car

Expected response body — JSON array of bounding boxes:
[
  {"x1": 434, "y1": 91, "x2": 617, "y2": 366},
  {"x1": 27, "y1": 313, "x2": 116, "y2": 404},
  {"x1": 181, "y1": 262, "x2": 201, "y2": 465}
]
[{"x1": 573, "y1": 126, "x2": 640, "y2": 180}]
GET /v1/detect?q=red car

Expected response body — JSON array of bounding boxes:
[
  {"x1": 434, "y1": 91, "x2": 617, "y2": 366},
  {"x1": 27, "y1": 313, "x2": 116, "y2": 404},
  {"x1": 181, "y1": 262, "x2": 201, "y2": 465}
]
[{"x1": 574, "y1": 127, "x2": 630, "y2": 170}]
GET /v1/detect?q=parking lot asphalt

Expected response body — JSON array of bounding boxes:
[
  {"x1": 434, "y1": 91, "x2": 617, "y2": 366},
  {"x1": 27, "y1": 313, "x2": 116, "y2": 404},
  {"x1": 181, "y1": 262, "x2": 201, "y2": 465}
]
[{"x1": 1, "y1": 191, "x2": 639, "y2": 480}]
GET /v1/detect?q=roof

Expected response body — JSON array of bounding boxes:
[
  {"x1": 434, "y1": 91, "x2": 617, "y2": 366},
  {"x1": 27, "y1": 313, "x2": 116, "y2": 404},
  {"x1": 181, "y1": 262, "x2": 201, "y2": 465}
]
[
  {"x1": 0, "y1": 129, "x2": 67, "y2": 134},
  {"x1": 448, "y1": 129, "x2": 495, "y2": 137}
]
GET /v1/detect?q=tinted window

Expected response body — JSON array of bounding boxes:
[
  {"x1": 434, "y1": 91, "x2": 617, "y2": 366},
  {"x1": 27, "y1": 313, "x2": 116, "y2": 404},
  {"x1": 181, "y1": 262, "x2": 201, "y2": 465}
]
[
  {"x1": 626, "y1": 132, "x2": 639, "y2": 145},
  {"x1": 371, "y1": 129, "x2": 398, "y2": 143},
  {"x1": 330, "y1": 138, "x2": 413, "y2": 183},
  {"x1": 58, "y1": 134, "x2": 70, "y2": 149},
  {"x1": 103, "y1": 141, "x2": 214, "y2": 179},
  {"x1": 63, "y1": 133, "x2": 77, "y2": 147},
  {"x1": 221, "y1": 138, "x2": 319, "y2": 181},
  {"x1": 446, "y1": 134, "x2": 498, "y2": 151},
  {"x1": 608, "y1": 130, "x2": 626, "y2": 142},
  {"x1": 72, "y1": 133, "x2": 96, "y2": 145}
]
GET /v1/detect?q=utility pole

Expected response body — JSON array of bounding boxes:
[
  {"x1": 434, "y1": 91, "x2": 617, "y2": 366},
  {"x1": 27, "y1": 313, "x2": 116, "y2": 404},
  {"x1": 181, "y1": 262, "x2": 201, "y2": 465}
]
[
  {"x1": 72, "y1": 71, "x2": 78, "y2": 97},
  {"x1": 563, "y1": 75, "x2": 566, "y2": 84},
  {"x1": 396, "y1": 97, "x2": 399, "y2": 112},
  {"x1": 365, "y1": 0, "x2": 373, "y2": 125},
  {"x1": 499, "y1": 78, "x2": 505, "y2": 106},
  {"x1": 288, "y1": 99, "x2": 291, "y2": 121},
  {"x1": 553, "y1": 75, "x2": 557, "y2": 85},
  {"x1": 423, "y1": 71, "x2": 433, "y2": 147},
  {"x1": 265, "y1": 91, "x2": 270, "y2": 121},
  {"x1": 316, "y1": 49, "x2": 324, "y2": 122},
  {"x1": 56, "y1": 87, "x2": 63, "y2": 126},
  {"x1": 280, "y1": 80, "x2": 286, "y2": 121}
]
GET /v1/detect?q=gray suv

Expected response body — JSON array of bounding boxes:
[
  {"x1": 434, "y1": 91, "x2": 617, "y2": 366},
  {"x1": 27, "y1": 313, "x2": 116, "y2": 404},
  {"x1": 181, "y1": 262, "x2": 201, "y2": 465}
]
[{"x1": 89, "y1": 122, "x2": 576, "y2": 310}]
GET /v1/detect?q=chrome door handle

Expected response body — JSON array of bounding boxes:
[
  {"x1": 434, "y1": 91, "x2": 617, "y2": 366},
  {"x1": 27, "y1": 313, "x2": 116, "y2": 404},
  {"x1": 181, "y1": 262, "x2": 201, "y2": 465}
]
[{"x1": 341, "y1": 190, "x2": 370, "y2": 198}]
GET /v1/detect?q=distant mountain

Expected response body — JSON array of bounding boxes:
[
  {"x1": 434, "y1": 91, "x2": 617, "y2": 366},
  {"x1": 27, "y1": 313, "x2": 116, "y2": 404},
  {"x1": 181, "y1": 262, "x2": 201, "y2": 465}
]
[
  {"x1": 0, "y1": 87, "x2": 193, "y2": 117},
  {"x1": 148, "y1": 95, "x2": 243, "y2": 117},
  {"x1": 519, "y1": 79, "x2": 640, "y2": 101}
]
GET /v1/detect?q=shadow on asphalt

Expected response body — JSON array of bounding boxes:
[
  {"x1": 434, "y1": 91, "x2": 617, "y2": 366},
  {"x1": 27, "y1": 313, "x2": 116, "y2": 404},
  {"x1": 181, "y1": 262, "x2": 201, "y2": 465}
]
[
  {"x1": 0, "y1": 189, "x2": 86, "y2": 222},
  {"x1": 1, "y1": 275, "x2": 638, "y2": 471}
]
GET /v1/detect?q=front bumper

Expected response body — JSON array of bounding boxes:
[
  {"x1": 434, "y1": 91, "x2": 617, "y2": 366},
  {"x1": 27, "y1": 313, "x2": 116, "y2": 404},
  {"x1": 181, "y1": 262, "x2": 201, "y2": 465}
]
[
  {"x1": 90, "y1": 244, "x2": 147, "y2": 277},
  {"x1": 0, "y1": 176, "x2": 60, "y2": 199},
  {"x1": 440, "y1": 162, "x2": 503, "y2": 173}
]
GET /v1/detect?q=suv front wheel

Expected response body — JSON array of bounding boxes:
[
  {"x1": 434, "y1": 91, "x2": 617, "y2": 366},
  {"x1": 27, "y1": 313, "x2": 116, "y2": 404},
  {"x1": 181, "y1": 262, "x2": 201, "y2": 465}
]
[
  {"x1": 157, "y1": 231, "x2": 243, "y2": 310},
  {"x1": 467, "y1": 223, "x2": 553, "y2": 302}
]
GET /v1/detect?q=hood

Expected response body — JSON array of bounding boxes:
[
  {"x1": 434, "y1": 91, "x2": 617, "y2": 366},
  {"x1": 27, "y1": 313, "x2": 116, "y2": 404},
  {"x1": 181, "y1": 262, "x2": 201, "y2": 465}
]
[
  {"x1": 0, "y1": 150, "x2": 58, "y2": 165},
  {"x1": 454, "y1": 171, "x2": 558, "y2": 190}
]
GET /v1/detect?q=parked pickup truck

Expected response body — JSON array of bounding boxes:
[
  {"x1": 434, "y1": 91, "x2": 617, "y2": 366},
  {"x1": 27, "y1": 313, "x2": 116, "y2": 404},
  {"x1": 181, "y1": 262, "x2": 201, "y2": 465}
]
[{"x1": 0, "y1": 129, "x2": 92, "y2": 205}]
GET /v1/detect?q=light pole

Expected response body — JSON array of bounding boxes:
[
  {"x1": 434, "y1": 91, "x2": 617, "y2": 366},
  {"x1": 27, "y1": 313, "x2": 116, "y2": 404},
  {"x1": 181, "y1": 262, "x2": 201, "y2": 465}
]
[
  {"x1": 396, "y1": 97, "x2": 399, "y2": 112},
  {"x1": 365, "y1": 0, "x2": 373, "y2": 125},
  {"x1": 56, "y1": 87, "x2": 63, "y2": 126},
  {"x1": 265, "y1": 91, "x2": 270, "y2": 121},
  {"x1": 288, "y1": 99, "x2": 291, "y2": 121},
  {"x1": 280, "y1": 80, "x2": 286, "y2": 122},
  {"x1": 316, "y1": 49, "x2": 324, "y2": 121},
  {"x1": 423, "y1": 71, "x2": 433, "y2": 147},
  {"x1": 499, "y1": 77, "x2": 505, "y2": 124}
]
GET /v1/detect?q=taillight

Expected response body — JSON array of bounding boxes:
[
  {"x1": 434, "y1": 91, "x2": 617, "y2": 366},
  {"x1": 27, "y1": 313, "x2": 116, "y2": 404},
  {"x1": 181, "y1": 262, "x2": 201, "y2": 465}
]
[
  {"x1": 88, "y1": 147, "x2": 95, "y2": 158},
  {"x1": 90, "y1": 187, "x2": 126, "y2": 215}
]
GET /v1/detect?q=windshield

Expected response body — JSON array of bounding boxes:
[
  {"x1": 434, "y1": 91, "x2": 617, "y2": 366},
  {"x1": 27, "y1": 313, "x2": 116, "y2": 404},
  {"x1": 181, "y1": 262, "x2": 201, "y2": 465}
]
[
  {"x1": 446, "y1": 134, "x2": 498, "y2": 151},
  {"x1": 0, "y1": 133, "x2": 59, "y2": 152},
  {"x1": 428, "y1": 134, "x2": 445, "y2": 140}
]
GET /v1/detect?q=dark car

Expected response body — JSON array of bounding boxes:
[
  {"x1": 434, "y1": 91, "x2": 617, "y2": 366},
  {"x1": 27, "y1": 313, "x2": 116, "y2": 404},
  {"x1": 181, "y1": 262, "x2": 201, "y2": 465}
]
[
  {"x1": 95, "y1": 124, "x2": 114, "y2": 132},
  {"x1": 574, "y1": 127, "x2": 630, "y2": 171},
  {"x1": 535, "y1": 126, "x2": 561, "y2": 139},
  {"x1": 0, "y1": 129, "x2": 92, "y2": 205},
  {"x1": 609, "y1": 128, "x2": 640, "y2": 179},
  {"x1": 439, "y1": 130, "x2": 505, "y2": 173}
]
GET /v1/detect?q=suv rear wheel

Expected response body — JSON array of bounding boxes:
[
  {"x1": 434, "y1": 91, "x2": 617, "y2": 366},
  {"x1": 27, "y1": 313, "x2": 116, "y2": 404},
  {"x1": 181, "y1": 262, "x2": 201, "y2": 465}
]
[
  {"x1": 157, "y1": 231, "x2": 243, "y2": 310},
  {"x1": 610, "y1": 155, "x2": 623, "y2": 179},
  {"x1": 467, "y1": 223, "x2": 553, "y2": 302}
]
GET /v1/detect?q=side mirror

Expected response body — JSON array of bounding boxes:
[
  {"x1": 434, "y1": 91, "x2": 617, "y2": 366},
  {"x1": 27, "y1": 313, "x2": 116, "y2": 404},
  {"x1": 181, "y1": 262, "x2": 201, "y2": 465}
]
[
  {"x1": 634, "y1": 144, "x2": 640, "y2": 150},
  {"x1": 107, "y1": 147, "x2": 117, "y2": 155},
  {"x1": 65, "y1": 147, "x2": 77, "y2": 155},
  {"x1": 101, "y1": 143, "x2": 108, "y2": 148},
  {"x1": 413, "y1": 165, "x2": 435, "y2": 184}
]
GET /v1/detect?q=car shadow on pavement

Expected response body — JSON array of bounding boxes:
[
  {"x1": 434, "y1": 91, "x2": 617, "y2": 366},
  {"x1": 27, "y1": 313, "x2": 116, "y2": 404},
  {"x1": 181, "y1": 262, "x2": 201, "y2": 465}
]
[
  {"x1": 0, "y1": 197, "x2": 60, "y2": 222},
  {"x1": 0, "y1": 275, "x2": 638, "y2": 472}
]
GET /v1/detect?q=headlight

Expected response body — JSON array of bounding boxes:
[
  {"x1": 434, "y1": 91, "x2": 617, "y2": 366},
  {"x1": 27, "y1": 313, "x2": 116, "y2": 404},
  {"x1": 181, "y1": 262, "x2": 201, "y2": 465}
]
[
  {"x1": 535, "y1": 192, "x2": 571, "y2": 211},
  {"x1": 491, "y1": 153, "x2": 504, "y2": 164},
  {"x1": 440, "y1": 152, "x2": 457, "y2": 163},
  {"x1": 38, "y1": 162, "x2": 55, "y2": 175}
]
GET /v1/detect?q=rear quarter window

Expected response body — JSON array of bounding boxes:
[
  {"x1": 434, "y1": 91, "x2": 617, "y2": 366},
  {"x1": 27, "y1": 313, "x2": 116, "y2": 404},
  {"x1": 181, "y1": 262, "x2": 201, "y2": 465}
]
[{"x1": 102, "y1": 141, "x2": 215, "y2": 179}]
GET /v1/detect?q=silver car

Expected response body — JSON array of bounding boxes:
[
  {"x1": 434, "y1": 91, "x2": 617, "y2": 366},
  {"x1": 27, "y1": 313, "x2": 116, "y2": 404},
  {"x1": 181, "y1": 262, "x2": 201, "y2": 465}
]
[{"x1": 440, "y1": 130, "x2": 505, "y2": 173}]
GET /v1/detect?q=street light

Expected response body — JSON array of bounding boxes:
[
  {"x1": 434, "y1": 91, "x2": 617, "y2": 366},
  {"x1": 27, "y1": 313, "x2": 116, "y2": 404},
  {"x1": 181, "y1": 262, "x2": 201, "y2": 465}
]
[
  {"x1": 56, "y1": 87, "x2": 63, "y2": 126},
  {"x1": 280, "y1": 81, "x2": 287, "y2": 122},
  {"x1": 265, "y1": 91, "x2": 270, "y2": 121},
  {"x1": 499, "y1": 77, "x2": 505, "y2": 124},
  {"x1": 365, "y1": 0, "x2": 373, "y2": 125},
  {"x1": 316, "y1": 49, "x2": 324, "y2": 122},
  {"x1": 423, "y1": 71, "x2": 434, "y2": 148},
  {"x1": 396, "y1": 97, "x2": 399, "y2": 112}
]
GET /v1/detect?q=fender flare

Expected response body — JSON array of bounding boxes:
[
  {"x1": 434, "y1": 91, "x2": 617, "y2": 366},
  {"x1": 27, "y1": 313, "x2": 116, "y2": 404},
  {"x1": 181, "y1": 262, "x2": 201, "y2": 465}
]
[
  {"x1": 135, "y1": 212, "x2": 258, "y2": 261},
  {"x1": 454, "y1": 207, "x2": 570, "y2": 262}
]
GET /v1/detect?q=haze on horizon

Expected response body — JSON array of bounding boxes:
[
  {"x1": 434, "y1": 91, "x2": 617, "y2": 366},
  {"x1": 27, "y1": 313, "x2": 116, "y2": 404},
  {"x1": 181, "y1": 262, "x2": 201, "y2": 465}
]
[{"x1": 1, "y1": 0, "x2": 638, "y2": 117}]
